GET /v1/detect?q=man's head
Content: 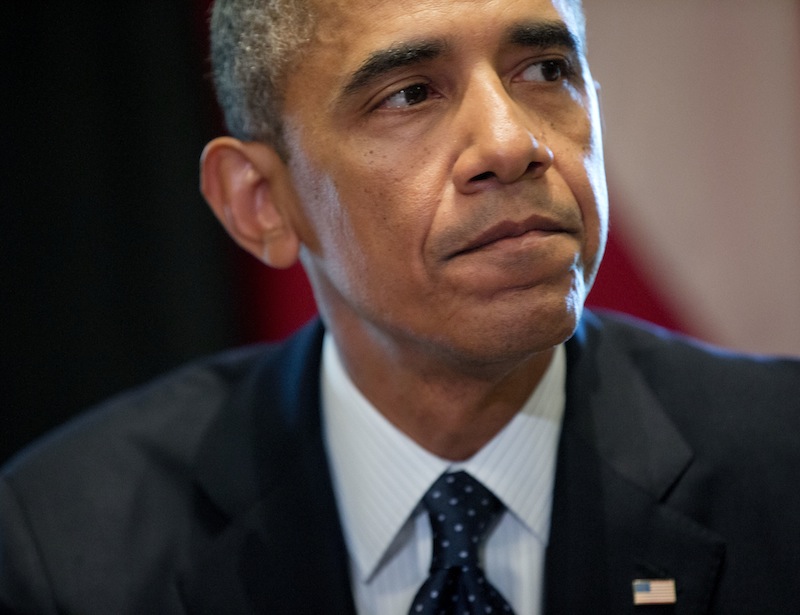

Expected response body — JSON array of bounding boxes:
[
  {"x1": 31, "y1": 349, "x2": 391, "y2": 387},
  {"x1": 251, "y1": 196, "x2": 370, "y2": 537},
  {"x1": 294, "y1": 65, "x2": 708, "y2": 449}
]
[{"x1": 202, "y1": 0, "x2": 606, "y2": 375}]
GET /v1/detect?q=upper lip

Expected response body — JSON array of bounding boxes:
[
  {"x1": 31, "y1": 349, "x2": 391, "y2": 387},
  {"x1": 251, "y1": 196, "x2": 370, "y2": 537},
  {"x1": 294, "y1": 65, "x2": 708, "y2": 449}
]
[{"x1": 451, "y1": 214, "x2": 573, "y2": 257}]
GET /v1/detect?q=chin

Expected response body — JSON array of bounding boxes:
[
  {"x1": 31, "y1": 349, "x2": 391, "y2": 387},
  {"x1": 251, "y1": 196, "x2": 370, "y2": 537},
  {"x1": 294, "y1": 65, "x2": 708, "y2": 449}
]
[
  {"x1": 508, "y1": 277, "x2": 586, "y2": 344},
  {"x1": 436, "y1": 294, "x2": 584, "y2": 369}
]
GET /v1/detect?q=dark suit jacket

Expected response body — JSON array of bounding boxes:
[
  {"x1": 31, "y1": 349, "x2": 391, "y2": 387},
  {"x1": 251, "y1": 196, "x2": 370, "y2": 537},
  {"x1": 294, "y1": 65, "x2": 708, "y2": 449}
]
[{"x1": 1, "y1": 312, "x2": 799, "y2": 614}]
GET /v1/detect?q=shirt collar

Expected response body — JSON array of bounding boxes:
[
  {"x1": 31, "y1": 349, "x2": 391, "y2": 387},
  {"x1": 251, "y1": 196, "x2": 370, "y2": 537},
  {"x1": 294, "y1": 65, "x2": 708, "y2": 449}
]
[
  {"x1": 321, "y1": 335, "x2": 566, "y2": 582},
  {"x1": 456, "y1": 345, "x2": 566, "y2": 543}
]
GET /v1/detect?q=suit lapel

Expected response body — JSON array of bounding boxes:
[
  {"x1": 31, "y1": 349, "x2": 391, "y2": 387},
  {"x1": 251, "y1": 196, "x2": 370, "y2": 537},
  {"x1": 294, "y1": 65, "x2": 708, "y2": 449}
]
[
  {"x1": 177, "y1": 321, "x2": 356, "y2": 614},
  {"x1": 545, "y1": 314, "x2": 725, "y2": 614}
]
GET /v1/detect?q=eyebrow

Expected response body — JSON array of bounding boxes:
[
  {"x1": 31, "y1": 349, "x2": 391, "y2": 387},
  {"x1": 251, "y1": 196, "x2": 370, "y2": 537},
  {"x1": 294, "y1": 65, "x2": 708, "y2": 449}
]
[
  {"x1": 506, "y1": 21, "x2": 582, "y2": 55},
  {"x1": 339, "y1": 20, "x2": 581, "y2": 100},
  {"x1": 342, "y1": 40, "x2": 447, "y2": 97}
]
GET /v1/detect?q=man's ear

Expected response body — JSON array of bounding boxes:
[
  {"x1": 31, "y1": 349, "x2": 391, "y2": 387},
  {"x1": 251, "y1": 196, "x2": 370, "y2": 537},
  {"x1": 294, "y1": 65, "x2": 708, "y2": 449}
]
[{"x1": 200, "y1": 136, "x2": 301, "y2": 269}]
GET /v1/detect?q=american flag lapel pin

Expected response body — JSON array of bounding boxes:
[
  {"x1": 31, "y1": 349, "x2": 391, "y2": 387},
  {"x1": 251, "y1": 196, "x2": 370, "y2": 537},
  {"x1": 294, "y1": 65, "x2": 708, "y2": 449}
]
[{"x1": 632, "y1": 578, "x2": 677, "y2": 606}]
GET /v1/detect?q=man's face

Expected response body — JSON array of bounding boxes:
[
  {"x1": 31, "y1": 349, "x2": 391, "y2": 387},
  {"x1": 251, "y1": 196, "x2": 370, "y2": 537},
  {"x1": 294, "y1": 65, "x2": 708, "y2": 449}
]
[{"x1": 282, "y1": 0, "x2": 607, "y2": 367}]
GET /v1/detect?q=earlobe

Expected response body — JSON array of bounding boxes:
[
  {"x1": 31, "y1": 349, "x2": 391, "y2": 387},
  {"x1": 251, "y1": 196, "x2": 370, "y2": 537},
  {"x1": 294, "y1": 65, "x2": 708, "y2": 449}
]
[{"x1": 200, "y1": 136, "x2": 301, "y2": 269}]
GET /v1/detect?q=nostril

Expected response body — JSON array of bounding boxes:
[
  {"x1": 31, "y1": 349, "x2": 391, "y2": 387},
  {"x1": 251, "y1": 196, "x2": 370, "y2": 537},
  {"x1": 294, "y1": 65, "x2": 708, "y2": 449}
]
[
  {"x1": 470, "y1": 171, "x2": 495, "y2": 182},
  {"x1": 469, "y1": 161, "x2": 543, "y2": 184}
]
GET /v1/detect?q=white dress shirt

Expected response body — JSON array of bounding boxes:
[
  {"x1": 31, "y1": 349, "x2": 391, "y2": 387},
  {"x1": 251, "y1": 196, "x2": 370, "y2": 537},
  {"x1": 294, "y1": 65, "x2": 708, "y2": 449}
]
[{"x1": 321, "y1": 335, "x2": 566, "y2": 615}]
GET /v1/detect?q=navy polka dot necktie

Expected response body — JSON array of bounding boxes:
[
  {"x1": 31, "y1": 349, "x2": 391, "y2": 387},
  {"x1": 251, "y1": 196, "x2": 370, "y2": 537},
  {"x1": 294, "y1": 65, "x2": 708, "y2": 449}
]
[{"x1": 409, "y1": 471, "x2": 515, "y2": 615}]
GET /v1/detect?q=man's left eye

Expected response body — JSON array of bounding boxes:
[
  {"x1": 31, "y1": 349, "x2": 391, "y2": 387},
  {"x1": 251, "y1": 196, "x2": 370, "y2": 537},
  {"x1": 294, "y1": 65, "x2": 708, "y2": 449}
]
[
  {"x1": 519, "y1": 59, "x2": 571, "y2": 83},
  {"x1": 380, "y1": 83, "x2": 430, "y2": 109}
]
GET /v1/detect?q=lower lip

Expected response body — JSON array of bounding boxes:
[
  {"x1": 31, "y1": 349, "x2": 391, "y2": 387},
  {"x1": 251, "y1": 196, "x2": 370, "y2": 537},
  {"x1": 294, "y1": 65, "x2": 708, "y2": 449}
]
[
  {"x1": 461, "y1": 229, "x2": 567, "y2": 257},
  {"x1": 447, "y1": 230, "x2": 579, "y2": 287},
  {"x1": 447, "y1": 231, "x2": 581, "y2": 298},
  {"x1": 442, "y1": 230, "x2": 578, "y2": 296}
]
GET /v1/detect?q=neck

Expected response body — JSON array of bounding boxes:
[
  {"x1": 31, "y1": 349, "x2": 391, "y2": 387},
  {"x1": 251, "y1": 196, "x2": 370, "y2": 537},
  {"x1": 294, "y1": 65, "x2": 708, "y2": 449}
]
[{"x1": 329, "y1": 322, "x2": 555, "y2": 461}]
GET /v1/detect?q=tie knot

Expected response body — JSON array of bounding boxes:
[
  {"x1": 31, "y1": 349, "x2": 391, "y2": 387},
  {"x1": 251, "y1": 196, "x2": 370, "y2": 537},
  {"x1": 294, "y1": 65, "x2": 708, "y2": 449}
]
[{"x1": 423, "y1": 471, "x2": 504, "y2": 571}]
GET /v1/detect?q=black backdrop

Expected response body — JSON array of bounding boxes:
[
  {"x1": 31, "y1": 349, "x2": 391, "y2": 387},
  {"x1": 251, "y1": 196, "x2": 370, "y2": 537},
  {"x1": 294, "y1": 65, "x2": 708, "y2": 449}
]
[{"x1": 1, "y1": 3, "x2": 245, "y2": 463}]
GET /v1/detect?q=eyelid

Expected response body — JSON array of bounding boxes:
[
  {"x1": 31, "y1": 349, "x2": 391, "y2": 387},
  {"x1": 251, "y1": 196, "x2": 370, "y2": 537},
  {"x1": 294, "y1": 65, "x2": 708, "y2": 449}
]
[
  {"x1": 371, "y1": 79, "x2": 436, "y2": 111},
  {"x1": 513, "y1": 55, "x2": 576, "y2": 82}
]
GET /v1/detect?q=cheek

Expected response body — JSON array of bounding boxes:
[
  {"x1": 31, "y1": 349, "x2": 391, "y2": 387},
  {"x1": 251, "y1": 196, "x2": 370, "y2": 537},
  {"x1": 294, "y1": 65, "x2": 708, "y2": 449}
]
[
  {"x1": 291, "y1": 152, "x2": 431, "y2": 298},
  {"x1": 582, "y1": 112, "x2": 610, "y2": 259},
  {"x1": 292, "y1": 166, "x2": 344, "y2": 255},
  {"x1": 572, "y1": 147, "x2": 608, "y2": 286},
  {"x1": 341, "y1": 145, "x2": 447, "y2": 253},
  {"x1": 551, "y1": 99, "x2": 609, "y2": 273}
]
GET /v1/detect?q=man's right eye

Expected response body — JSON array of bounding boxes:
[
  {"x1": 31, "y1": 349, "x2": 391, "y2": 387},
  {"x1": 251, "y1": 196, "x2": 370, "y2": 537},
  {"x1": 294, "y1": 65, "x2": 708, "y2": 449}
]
[{"x1": 379, "y1": 83, "x2": 430, "y2": 109}]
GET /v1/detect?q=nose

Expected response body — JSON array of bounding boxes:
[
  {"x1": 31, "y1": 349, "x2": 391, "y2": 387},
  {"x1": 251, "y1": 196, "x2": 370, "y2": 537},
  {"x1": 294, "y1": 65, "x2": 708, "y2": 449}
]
[{"x1": 452, "y1": 74, "x2": 553, "y2": 192}]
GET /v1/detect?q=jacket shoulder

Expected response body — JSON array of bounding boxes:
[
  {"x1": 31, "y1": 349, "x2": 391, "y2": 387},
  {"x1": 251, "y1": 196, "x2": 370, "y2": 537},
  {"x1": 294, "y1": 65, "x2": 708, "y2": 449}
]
[
  {"x1": 584, "y1": 310, "x2": 800, "y2": 388},
  {"x1": 0, "y1": 322, "x2": 324, "y2": 615},
  {"x1": 4, "y1": 343, "x2": 274, "y2": 482},
  {"x1": 565, "y1": 311, "x2": 800, "y2": 612}
]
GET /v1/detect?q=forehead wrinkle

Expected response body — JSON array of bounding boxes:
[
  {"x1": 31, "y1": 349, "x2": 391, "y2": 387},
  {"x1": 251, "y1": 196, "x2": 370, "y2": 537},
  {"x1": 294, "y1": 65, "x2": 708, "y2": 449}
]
[{"x1": 342, "y1": 39, "x2": 449, "y2": 97}]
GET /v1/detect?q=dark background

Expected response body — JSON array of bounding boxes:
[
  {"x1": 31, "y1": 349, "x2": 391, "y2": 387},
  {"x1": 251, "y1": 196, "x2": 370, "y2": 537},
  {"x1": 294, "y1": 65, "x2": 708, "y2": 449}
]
[{"x1": 1, "y1": 2, "x2": 244, "y2": 463}]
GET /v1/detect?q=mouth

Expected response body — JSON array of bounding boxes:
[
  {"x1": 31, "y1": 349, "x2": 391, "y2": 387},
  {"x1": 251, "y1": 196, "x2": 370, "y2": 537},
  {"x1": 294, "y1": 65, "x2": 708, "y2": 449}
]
[{"x1": 449, "y1": 214, "x2": 576, "y2": 259}]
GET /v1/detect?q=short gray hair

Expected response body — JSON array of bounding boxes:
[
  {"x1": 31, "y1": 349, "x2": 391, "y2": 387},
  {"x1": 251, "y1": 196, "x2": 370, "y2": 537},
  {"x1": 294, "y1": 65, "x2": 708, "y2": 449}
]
[{"x1": 210, "y1": 0, "x2": 313, "y2": 155}]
